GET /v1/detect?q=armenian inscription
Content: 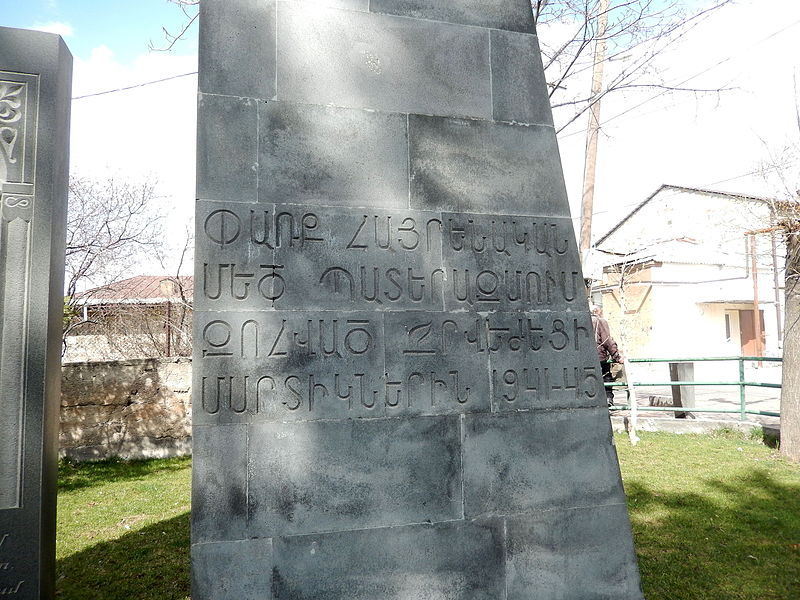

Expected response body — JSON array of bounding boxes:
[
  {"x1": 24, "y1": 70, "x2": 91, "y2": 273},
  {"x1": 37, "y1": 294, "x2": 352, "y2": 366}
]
[
  {"x1": 195, "y1": 202, "x2": 603, "y2": 425},
  {"x1": 0, "y1": 532, "x2": 24, "y2": 595},
  {"x1": 196, "y1": 202, "x2": 582, "y2": 312}
]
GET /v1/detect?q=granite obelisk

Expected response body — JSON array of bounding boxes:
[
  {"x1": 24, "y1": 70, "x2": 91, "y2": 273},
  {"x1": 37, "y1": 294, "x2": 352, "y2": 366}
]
[
  {"x1": 0, "y1": 26, "x2": 72, "y2": 599},
  {"x1": 192, "y1": 2, "x2": 643, "y2": 598}
]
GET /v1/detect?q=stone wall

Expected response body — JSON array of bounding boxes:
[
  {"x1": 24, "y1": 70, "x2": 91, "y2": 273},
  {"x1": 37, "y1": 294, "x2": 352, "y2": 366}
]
[{"x1": 60, "y1": 358, "x2": 192, "y2": 461}]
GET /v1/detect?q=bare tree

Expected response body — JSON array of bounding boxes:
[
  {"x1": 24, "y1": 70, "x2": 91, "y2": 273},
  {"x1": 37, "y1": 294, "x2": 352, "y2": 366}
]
[
  {"x1": 150, "y1": 0, "x2": 199, "y2": 52},
  {"x1": 65, "y1": 176, "x2": 166, "y2": 297},
  {"x1": 534, "y1": 0, "x2": 733, "y2": 132},
  {"x1": 63, "y1": 176, "x2": 168, "y2": 347}
]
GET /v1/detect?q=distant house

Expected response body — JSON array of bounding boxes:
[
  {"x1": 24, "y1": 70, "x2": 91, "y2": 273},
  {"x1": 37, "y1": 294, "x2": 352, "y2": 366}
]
[
  {"x1": 64, "y1": 275, "x2": 194, "y2": 362},
  {"x1": 592, "y1": 185, "x2": 784, "y2": 365}
]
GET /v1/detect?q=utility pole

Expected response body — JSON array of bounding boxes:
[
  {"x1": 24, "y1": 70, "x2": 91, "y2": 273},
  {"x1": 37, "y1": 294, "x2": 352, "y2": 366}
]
[{"x1": 579, "y1": 0, "x2": 610, "y2": 259}]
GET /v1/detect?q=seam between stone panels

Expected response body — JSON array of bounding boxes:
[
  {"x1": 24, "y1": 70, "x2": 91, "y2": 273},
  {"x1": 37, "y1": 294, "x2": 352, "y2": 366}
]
[
  {"x1": 273, "y1": 515, "x2": 469, "y2": 540},
  {"x1": 273, "y1": 0, "x2": 279, "y2": 101},
  {"x1": 406, "y1": 113, "x2": 411, "y2": 209},
  {"x1": 197, "y1": 91, "x2": 261, "y2": 102},
  {"x1": 248, "y1": 94, "x2": 558, "y2": 128},
  {"x1": 246, "y1": 423, "x2": 251, "y2": 528},
  {"x1": 502, "y1": 518, "x2": 509, "y2": 600},
  {"x1": 361, "y1": 9, "x2": 535, "y2": 35},
  {"x1": 471, "y1": 501, "x2": 631, "y2": 522},
  {"x1": 256, "y1": 99, "x2": 260, "y2": 199},
  {"x1": 488, "y1": 28, "x2": 494, "y2": 120},
  {"x1": 459, "y1": 413, "x2": 466, "y2": 520}
]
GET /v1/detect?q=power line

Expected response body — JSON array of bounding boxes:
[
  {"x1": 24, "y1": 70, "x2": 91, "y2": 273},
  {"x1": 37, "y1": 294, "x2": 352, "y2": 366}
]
[
  {"x1": 558, "y1": 16, "x2": 800, "y2": 139},
  {"x1": 72, "y1": 71, "x2": 197, "y2": 100}
]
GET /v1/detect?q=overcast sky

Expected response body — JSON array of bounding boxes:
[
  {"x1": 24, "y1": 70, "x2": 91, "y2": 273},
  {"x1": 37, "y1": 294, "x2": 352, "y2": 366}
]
[{"x1": 5, "y1": 0, "x2": 800, "y2": 272}]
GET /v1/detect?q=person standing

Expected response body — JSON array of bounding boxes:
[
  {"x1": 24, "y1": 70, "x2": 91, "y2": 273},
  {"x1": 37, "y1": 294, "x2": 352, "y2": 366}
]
[{"x1": 590, "y1": 304, "x2": 622, "y2": 406}]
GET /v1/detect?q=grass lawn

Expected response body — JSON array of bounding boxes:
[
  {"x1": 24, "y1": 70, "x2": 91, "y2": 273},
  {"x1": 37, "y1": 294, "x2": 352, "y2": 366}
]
[{"x1": 55, "y1": 431, "x2": 800, "y2": 599}]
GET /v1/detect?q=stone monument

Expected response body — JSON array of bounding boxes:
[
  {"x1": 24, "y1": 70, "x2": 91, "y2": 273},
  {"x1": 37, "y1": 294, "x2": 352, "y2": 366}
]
[
  {"x1": 0, "y1": 26, "x2": 72, "y2": 599},
  {"x1": 192, "y1": 2, "x2": 643, "y2": 598}
]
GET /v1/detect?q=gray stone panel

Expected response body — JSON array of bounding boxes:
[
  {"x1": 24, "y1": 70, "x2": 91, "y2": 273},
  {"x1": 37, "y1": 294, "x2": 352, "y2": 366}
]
[
  {"x1": 247, "y1": 416, "x2": 462, "y2": 536},
  {"x1": 370, "y1": 0, "x2": 535, "y2": 33},
  {"x1": 0, "y1": 26, "x2": 71, "y2": 600},
  {"x1": 257, "y1": 101, "x2": 409, "y2": 208},
  {"x1": 196, "y1": 94, "x2": 258, "y2": 202},
  {"x1": 491, "y1": 30, "x2": 554, "y2": 126},
  {"x1": 441, "y1": 212, "x2": 583, "y2": 310},
  {"x1": 383, "y1": 312, "x2": 490, "y2": 416},
  {"x1": 199, "y1": 0, "x2": 276, "y2": 99},
  {"x1": 271, "y1": 519, "x2": 505, "y2": 599},
  {"x1": 191, "y1": 425, "x2": 248, "y2": 543},
  {"x1": 486, "y1": 311, "x2": 606, "y2": 411},
  {"x1": 191, "y1": 539, "x2": 273, "y2": 600},
  {"x1": 193, "y1": 311, "x2": 386, "y2": 423},
  {"x1": 506, "y1": 505, "x2": 644, "y2": 599},
  {"x1": 463, "y1": 409, "x2": 626, "y2": 517},
  {"x1": 289, "y1": 0, "x2": 369, "y2": 10},
  {"x1": 194, "y1": 199, "x2": 277, "y2": 312},
  {"x1": 409, "y1": 115, "x2": 570, "y2": 216},
  {"x1": 272, "y1": 205, "x2": 446, "y2": 311},
  {"x1": 276, "y1": 4, "x2": 492, "y2": 119}
]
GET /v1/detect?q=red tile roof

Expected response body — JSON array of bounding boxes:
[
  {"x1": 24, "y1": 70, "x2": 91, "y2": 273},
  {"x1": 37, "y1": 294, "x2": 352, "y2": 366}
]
[{"x1": 79, "y1": 275, "x2": 194, "y2": 303}]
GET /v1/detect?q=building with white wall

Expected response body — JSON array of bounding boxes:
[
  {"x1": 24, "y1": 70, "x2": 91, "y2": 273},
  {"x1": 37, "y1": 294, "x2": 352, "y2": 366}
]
[{"x1": 593, "y1": 185, "x2": 784, "y2": 376}]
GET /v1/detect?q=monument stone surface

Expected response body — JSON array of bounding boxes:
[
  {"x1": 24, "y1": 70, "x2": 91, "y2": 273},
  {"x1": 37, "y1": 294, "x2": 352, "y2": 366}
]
[
  {"x1": 193, "y1": 2, "x2": 643, "y2": 598},
  {"x1": 0, "y1": 26, "x2": 72, "y2": 599}
]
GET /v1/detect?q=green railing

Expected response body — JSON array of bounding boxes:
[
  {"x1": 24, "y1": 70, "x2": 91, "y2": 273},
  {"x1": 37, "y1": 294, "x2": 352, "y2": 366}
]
[{"x1": 607, "y1": 356, "x2": 781, "y2": 419}]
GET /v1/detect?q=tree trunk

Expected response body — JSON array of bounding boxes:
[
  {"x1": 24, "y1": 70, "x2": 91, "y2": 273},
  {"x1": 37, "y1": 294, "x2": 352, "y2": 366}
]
[{"x1": 780, "y1": 233, "x2": 800, "y2": 461}]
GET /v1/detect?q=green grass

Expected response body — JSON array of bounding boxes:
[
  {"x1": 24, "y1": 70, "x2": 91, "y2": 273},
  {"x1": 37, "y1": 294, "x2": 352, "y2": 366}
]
[
  {"x1": 616, "y1": 431, "x2": 800, "y2": 599},
  {"x1": 56, "y1": 456, "x2": 191, "y2": 599},
  {"x1": 55, "y1": 432, "x2": 800, "y2": 599}
]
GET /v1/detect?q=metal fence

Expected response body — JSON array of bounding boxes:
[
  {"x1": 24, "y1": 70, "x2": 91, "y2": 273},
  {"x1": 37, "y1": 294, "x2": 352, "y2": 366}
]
[{"x1": 607, "y1": 356, "x2": 781, "y2": 419}]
